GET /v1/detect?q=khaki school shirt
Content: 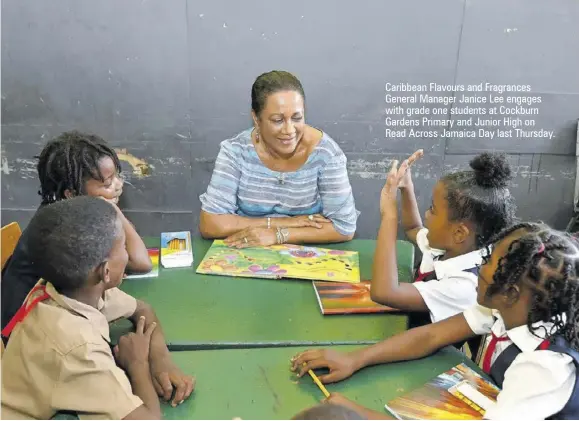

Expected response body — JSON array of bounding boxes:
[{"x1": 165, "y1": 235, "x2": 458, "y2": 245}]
[{"x1": 1, "y1": 280, "x2": 143, "y2": 420}]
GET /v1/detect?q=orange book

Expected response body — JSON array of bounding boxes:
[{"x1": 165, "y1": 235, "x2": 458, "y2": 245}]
[{"x1": 313, "y1": 280, "x2": 397, "y2": 315}]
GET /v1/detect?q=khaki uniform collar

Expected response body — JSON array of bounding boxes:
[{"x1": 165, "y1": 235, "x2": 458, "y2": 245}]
[{"x1": 42, "y1": 280, "x2": 111, "y2": 342}]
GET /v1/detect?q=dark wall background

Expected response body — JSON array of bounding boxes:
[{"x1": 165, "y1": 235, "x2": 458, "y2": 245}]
[{"x1": 2, "y1": 0, "x2": 579, "y2": 238}]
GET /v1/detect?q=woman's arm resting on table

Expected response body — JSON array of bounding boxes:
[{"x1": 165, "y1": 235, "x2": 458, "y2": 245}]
[
  {"x1": 286, "y1": 223, "x2": 354, "y2": 244},
  {"x1": 199, "y1": 211, "x2": 332, "y2": 240},
  {"x1": 199, "y1": 210, "x2": 266, "y2": 239}
]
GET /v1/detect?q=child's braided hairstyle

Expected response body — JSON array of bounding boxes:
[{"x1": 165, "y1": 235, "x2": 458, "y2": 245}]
[
  {"x1": 485, "y1": 222, "x2": 579, "y2": 349},
  {"x1": 37, "y1": 130, "x2": 121, "y2": 205}
]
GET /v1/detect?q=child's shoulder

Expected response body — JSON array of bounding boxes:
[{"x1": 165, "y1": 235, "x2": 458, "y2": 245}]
[{"x1": 27, "y1": 302, "x2": 110, "y2": 355}]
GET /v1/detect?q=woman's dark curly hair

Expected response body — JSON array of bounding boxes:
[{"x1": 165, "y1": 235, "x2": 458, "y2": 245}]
[
  {"x1": 36, "y1": 130, "x2": 121, "y2": 205},
  {"x1": 484, "y1": 222, "x2": 579, "y2": 349},
  {"x1": 441, "y1": 152, "x2": 516, "y2": 248}
]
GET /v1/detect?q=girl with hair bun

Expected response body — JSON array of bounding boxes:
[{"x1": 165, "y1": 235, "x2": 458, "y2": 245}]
[{"x1": 370, "y1": 151, "x2": 517, "y2": 345}]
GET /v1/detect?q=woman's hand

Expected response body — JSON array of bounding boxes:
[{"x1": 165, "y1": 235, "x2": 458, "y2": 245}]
[
  {"x1": 224, "y1": 227, "x2": 278, "y2": 248},
  {"x1": 273, "y1": 214, "x2": 331, "y2": 229}
]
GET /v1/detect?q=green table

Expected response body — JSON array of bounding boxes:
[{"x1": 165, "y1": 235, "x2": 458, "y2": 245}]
[
  {"x1": 118, "y1": 238, "x2": 415, "y2": 346},
  {"x1": 162, "y1": 345, "x2": 476, "y2": 420}
]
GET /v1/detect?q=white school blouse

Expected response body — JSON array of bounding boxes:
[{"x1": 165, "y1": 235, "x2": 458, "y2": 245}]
[
  {"x1": 463, "y1": 304, "x2": 575, "y2": 419},
  {"x1": 412, "y1": 228, "x2": 483, "y2": 322}
]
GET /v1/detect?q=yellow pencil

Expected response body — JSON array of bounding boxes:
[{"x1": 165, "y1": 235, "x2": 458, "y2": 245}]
[{"x1": 305, "y1": 365, "x2": 330, "y2": 398}]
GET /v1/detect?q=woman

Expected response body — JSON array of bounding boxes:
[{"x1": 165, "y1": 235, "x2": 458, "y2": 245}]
[{"x1": 199, "y1": 70, "x2": 359, "y2": 247}]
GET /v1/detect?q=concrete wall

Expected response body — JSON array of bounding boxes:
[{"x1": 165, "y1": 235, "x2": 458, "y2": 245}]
[{"x1": 2, "y1": 0, "x2": 578, "y2": 238}]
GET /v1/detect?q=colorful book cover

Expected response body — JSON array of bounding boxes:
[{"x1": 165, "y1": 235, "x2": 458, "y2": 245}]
[
  {"x1": 124, "y1": 248, "x2": 159, "y2": 279},
  {"x1": 384, "y1": 363, "x2": 500, "y2": 420},
  {"x1": 313, "y1": 281, "x2": 397, "y2": 314},
  {"x1": 196, "y1": 240, "x2": 360, "y2": 283},
  {"x1": 161, "y1": 231, "x2": 194, "y2": 268}
]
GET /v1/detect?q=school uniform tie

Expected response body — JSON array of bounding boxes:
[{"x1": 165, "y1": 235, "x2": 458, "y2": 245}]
[{"x1": 482, "y1": 332, "x2": 509, "y2": 373}]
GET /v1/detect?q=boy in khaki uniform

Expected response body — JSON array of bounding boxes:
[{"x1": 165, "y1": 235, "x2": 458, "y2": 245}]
[{"x1": 1, "y1": 197, "x2": 194, "y2": 419}]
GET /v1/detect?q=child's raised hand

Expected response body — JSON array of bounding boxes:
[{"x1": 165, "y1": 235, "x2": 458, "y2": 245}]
[
  {"x1": 398, "y1": 149, "x2": 423, "y2": 190},
  {"x1": 380, "y1": 160, "x2": 404, "y2": 215},
  {"x1": 380, "y1": 150, "x2": 424, "y2": 215}
]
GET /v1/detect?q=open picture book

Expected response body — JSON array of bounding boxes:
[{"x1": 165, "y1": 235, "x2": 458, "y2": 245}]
[{"x1": 196, "y1": 240, "x2": 360, "y2": 283}]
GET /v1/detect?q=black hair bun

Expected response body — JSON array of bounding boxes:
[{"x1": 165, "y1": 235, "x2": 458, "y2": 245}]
[{"x1": 470, "y1": 152, "x2": 512, "y2": 188}]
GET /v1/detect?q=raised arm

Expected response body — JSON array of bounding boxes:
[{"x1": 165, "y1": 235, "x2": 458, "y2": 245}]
[
  {"x1": 100, "y1": 200, "x2": 152, "y2": 274},
  {"x1": 398, "y1": 150, "x2": 424, "y2": 244},
  {"x1": 370, "y1": 155, "x2": 428, "y2": 310},
  {"x1": 399, "y1": 179, "x2": 423, "y2": 244},
  {"x1": 118, "y1": 209, "x2": 153, "y2": 273}
]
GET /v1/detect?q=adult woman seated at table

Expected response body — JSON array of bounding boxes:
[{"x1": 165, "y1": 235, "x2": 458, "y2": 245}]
[{"x1": 199, "y1": 70, "x2": 359, "y2": 247}]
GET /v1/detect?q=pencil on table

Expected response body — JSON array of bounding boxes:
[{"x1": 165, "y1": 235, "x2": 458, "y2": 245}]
[{"x1": 304, "y1": 364, "x2": 330, "y2": 398}]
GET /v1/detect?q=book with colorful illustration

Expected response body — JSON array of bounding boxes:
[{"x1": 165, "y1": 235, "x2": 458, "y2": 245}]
[
  {"x1": 384, "y1": 363, "x2": 500, "y2": 420},
  {"x1": 124, "y1": 248, "x2": 159, "y2": 279},
  {"x1": 161, "y1": 231, "x2": 194, "y2": 268},
  {"x1": 196, "y1": 240, "x2": 360, "y2": 283},
  {"x1": 313, "y1": 281, "x2": 397, "y2": 314}
]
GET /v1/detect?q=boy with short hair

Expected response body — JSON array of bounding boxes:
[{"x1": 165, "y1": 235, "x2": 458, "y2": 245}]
[{"x1": 1, "y1": 197, "x2": 194, "y2": 419}]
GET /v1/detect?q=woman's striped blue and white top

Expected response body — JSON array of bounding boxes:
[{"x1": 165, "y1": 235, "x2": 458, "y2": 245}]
[{"x1": 199, "y1": 128, "x2": 359, "y2": 236}]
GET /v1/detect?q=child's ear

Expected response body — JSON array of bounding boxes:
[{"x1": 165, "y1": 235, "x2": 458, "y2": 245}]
[
  {"x1": 452, "y1": 223, "x2": 471, "y2": 244},
  {"x1": 98, "y1": 261, "x2": 112, "y2": 286},
  {"x1": 503, "y1": 284, "x2": 521, "y2": 306}
]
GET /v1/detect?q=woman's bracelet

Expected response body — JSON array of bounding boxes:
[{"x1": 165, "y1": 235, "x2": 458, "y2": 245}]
[
  {"x1": 267, "y1": 217, "x2": 271, "y2": 229},
  {"x1": 275, "y1": 227, "x2": 289, "y2": 244}
]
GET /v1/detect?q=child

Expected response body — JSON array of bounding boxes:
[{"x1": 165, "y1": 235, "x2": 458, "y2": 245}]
[
  {"x1": 1, "y1": 197, "x2": 194, "y2": 419},
  {"x1": 1, "y1": 131, "x2": 152, "y2": 331},
  {"x1": 292, "y1": 223, "x2": 579, "y2": 419},
  {"x1": 293, "y1": 402, "x2": 366, "y2": 419},
  {"x1": 371, "y1": 151, "x2": 516, "y2": 335}
]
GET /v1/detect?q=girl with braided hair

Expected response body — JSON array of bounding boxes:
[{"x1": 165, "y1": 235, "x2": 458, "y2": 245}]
[
  {"x1": 2, "y1": 131, "x2": 152, "y2": 332},
  {"x1": 292, "y1": 222, "x2": 579, "y2": 420}
]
